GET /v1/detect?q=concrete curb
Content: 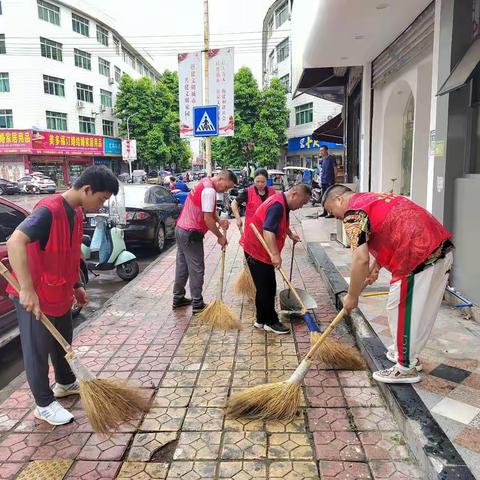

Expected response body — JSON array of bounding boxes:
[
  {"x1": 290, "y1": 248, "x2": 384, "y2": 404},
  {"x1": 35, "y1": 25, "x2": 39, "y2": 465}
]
[{"x1": 306, "y1": 240, "x2": 475, "y2": 480}]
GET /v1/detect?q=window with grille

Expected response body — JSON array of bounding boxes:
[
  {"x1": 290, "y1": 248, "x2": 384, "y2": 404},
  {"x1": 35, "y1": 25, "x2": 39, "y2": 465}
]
[
  {"x1": 46, "y1": 111, "x2": 67, "y2": 131},
  {"x1": 43, "y1": 75, "x2": 64, "y2": 96},
  {"x1": 40, "y1": 37, "x2": 62, "y2": 61},
  {"x1": 76, "y1": 82, "x2": 93, "y2": 102},
  {"x1": 0, "y1": 109, "x2": 13, "y2": 128},
  {"x1": 96, "y1": 24, "x2": 108, "y2": 46},
  {"x1": 74, "y1": 48, "x2": 91, "y2": 70},
  {"x1": 98, "y1": 57, "x2": 110, "y2": 77},
  {"x1": 113, "y1": 37, "x2": 120, "y2": 55},
  {"x1": 279, "y1": 74, "x2": 290, "y2": 92},
  {"x1": 79, "y1": 116, "x2": 95, "y2": 133},
  {"x1": 295, "y1": 102, "x2": 313, "y2": 125},
  {"x1": 102, "y1": 120, "x2": 114, "y2": 136},
  {"x1": 37, "y1": 0, "x2": 59, "y2": 25},
  {"x1": 114, "y1": 66, "x2": 121, "y2": 83},
  {"x1": 276, "y1": 38, "x2": 289, "y2": 63},
  {"x1": 72, "y1": 12, "x2": 89, "y2": 36},
  {"x1": 0, "y1": 34, "x2": 6, "y2": 54},
  {"x1": 0, "y1": 1, "x2": 2, "y2": 14},
  {"x1": 122, "y1": 48, "x2": 135, "y2": 69},
  {"x1": 275, "y1": 2, "x2": 288, "y2": 28},
  {"x1": 0, "y1": 72, "x2": 9, "y2": 92},
  {"x1": 267, "y1": 17, "x2": 274, "y2": 38},
  {"x1": 100, "y1": 89, "x2": 112, "y2": 108}
]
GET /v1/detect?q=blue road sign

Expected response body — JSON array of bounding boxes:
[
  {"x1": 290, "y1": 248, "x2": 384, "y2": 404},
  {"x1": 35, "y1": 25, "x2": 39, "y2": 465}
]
[{"x1": 194, "y1": 105, "x2": 218, "y2": 137}]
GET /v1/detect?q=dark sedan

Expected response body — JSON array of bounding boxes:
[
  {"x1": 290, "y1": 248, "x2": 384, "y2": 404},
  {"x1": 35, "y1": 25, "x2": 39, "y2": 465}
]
[
  {"x1": 0, "y1": 179, "x2": 20, "y2": 195},
  {"x1": 84, "y1": 185, "x2": 182, "y2": 252}
]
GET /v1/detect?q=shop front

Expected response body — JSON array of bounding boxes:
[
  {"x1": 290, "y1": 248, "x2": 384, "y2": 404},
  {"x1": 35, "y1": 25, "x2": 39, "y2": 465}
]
[{"x1": 287, "y1": 135, "x2": 343, "y2": 170}]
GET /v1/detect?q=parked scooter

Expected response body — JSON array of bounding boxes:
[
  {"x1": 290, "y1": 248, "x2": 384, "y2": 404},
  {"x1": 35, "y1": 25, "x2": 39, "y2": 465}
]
[
  {"x1": 82, "y1": 214, "x2": 139, "y2": 281},
  {"x1": 311, "y1": 180, "x2": 322, "y2": 206}
]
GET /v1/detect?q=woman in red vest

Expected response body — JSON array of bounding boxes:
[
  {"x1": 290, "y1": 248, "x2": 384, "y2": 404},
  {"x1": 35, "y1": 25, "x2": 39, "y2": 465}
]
[
  {"x1": 231, "y1": 168, "x2": 275, "y2": 232},
  {"x1": 6, "y1": 166, "x2": 119, "y2": 426},
  {"x1": 323, "y1": 185, "x2": 454, "y2": 385}
]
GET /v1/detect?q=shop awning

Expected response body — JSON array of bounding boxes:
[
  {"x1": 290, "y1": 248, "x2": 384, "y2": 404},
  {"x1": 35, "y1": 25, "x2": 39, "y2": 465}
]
[
  {"x1": 294, "y1": 67, "x2": 346, "y2": 104},
  {"x1": 438, "y1": 37, "x2": 480, "y2": 96},
  {"x1": 312, "y1": 113, "x2": 344, "y2": 143}
]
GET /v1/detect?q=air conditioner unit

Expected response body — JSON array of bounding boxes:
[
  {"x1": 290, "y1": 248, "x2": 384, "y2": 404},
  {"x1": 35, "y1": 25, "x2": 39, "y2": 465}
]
[
  {"x1": 108, "y1": 77, "x2": 114, "y2": 85},
  {"x1": 76, "y1": 101, "x2": 85, "y2": 109}
]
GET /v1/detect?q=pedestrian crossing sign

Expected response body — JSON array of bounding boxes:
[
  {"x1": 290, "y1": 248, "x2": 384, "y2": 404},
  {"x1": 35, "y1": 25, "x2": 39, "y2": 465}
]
[{"x1": 193, "y1": 105, "x2": 218, "y2": 137}]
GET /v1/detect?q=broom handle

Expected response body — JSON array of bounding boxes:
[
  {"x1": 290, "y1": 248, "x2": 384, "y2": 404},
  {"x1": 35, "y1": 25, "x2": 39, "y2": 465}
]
[
  {"x1": 219, "y1": 228, "x2": 226, "y2": 300},
  {"x1": 250, "y1": 224, "x2": 307, "y2": 314},
  {"x1": 0, "y1": 262, "x2": 73, "y2": 354},
  {"x1": 305, "y1": 308, "x2": 347, "y2": 360}
]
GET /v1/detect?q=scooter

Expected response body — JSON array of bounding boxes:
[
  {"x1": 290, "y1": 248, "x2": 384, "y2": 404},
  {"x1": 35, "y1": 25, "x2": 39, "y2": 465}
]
[
  {"x1": 311, "y1": 180, "x2": 322, "y2": 206},
  {"x1": 81, "y1": 214, "x2": 139, "y2": 281}
]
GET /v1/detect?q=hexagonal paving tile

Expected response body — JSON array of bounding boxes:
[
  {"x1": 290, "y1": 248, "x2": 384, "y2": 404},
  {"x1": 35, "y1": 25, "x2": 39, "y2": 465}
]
[
  {"x1": 173, "y1": 431, "x2": 221, "y2": 460},
  {"x1": 140, "y1": 408, "x2": 187, "y2": 432},
  {"x1": 0, "y1": 390, "x2": 35, "y2": 410},
  {"x1": 153, "y1": 388, "x2": 193, "y2": 408},
  {"x1": 0, "y1": 462, "x2": 23, "y2": 479},
  {"x1": 165, "y1": 461, "x2": 216, "y2": 479},
  {"x1": 78, "y1": 433, "x2": 132, "y2": 461},
  {"x1": 318, "y1": 460, "x2": 372, "y2": 479},
  {"x1": 160, "y1": 372, "x2": 198, "y2": 388},
  {"x1": 103, "y1": 356, "x2": 141, "y2": 373},
  {"x1": 265, "y1": 412, "x2": 306, "y2": 433},
  {"x1": 304, "y1": 386, "x2": 347, "y2": 408},
  {"x1": 221, "y1": 431, "x2": 267, "y2": 460},
  {"x1": 358, "y1": 432, "x2": 410, "y2": 461},
  {"x1": 234, "y1": 355, "x2": 266, "y2": 371},
  {"x1": 129, "y1": 371, "x2": 166, "y2": 388},
  {"x1": 190, "y1": 387, "x2": 229, "y2": 408},
  {"x1": 182, "y1": 407, "x2": 224, "y2": 431},
  {"x1": 236, "y1": 344, "x2": 265, "y2": 356},
  {"x1": 337, "y1": 371, "x2": 372, "y2": 387},
  {"x1": 117, "y1": 461, "x2": 169, "y2": 479},
  {"x1": 306, "y1": 408, "x2": 352, "y2": 432},
  {"x1": 0, "y1": 433, "x2": 47, "y2": 462},
  {"x1": 31, "y1": 431, "x2": 90, "y2": 460},
  {"x1": 201, "y1": 356, "x2": 235, "y2": 371},
  {"x1": 65, "y1": 460, "x2": 122, "y2": 479},
  {"x1": 205, "y1": 342, "x2": 236, "y2": 356},
  {"x1": 16, "y1": 459, "x2": 72, "y2": 480},
  {"x1": 268, "y1": 433, "x2": 313, "y2": 460},
  {"x1": 196, "y1": 370, "x2": 232, "y2": 387},
  {"x1": 303, "y1": 369, "x2": 340, "y2": 387},
  {"x1": 343, "y1": 388, "x2": 385, "y2": 408},
  {"x1": 369, "y1": 460, "x2": 423, "y2": 479},
  {"x1": 128, "y1": 432, "x2": 178, "y2": 461},
  {"x1": 168, "y1": 357, "x2": 204, "y2": 372},
  {"x1": 0, "y1": 409, "x2": 29, "y2": 432},
  {"x1": 266, "y1": 343, "x2": 297, "y2": 357},
  {"x1": 267, "y1": 355, "x2": 300, "y2": 370},
  {"x1": 350, "y1": 407, "x2": 397, "y2": 431},
  {"x1": 223, "y1": 417, "x2": 265, "y2": 432},
  {"x1": 135, "y1": 357, "x2": 171, "y2": 372},
  {"x1": 231, "y1": 370, "x2": 266, "y2": 387},
  {"x1": 218, "y1": 461, "x2": 267, "y2": 479},
  {"x1": 313, "y1": 431, "x2": 365, "y2": 462},
  {"x1": 269, "y1": 461, "x2": 319, "y2": 479}
]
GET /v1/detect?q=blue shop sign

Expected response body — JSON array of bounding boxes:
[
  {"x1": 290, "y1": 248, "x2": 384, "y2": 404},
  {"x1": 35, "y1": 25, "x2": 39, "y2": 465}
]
[
  {"x1": 288, "y1": 136, "x2": 342, "y2": 153},
  {"x1": 104, "y1": 137, "x2": 122, "y2": 156}
]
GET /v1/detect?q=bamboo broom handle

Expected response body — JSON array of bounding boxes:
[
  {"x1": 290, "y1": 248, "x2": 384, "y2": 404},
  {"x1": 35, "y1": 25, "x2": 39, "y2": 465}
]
[
  {"x1": 0, "y1": 262, "x2": 73, "y2": 354},
  {"x1": 218, "y1": 228, "x2": 227, "y2": 300},
  {"x1": 250, "y1": 224, "x2": 307, "y2": 314}
]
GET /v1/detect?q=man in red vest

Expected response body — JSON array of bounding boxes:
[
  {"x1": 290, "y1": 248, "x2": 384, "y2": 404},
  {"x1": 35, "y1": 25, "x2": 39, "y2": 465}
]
[
  {"x1": 322, "y1": 185, "x2": 454, "y2": 384},
  {"x1": 241, "y1": 184, "x2": 311, "y2": 334},
  {"x1": 173, "y1": 170, "x2": 237, "y2": 313},
  {"x1": 7, "y1": 166, "x2": 119, "y2": 425}
]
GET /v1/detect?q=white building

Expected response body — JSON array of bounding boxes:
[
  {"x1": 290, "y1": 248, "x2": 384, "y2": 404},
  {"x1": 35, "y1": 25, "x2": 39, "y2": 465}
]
[
  {"x1": 262, "y1": 0, "x2": 342, "y2": 168},
  {"x1": 0, "y1": 0, "x2": 160, "y2": 184}
]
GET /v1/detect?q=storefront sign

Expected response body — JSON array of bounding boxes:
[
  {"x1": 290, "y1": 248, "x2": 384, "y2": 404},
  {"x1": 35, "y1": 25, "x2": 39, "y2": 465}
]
[
  {"x1": 104, "y1": 137, "x2": 122, "y2": 156},
  {"x1": 0, "y1": 129, "x2": 32, "y2": 153},
  {"x1": 288, "y1": 136, "x2": 343, "y2": 152},
  {"x1": 31, "y1": 131, "x2": 104, "y2": 156}
]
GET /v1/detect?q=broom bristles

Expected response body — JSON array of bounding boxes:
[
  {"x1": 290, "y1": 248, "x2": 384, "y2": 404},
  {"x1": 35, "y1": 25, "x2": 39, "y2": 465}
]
[
  {"x1": 226, "y1": 381, "x2": 301, "y2": 421},
  {"x1": 80, "y1": 378, "x2": 152, "y2": 434},
  {"x1": 195, "y1": 299, "x2": 241, "y2": 330},
  {"x1": 233, "y1": 267, "x2": 256, "y2": 300},
  {"x1": 310, "y1": 332, "x2": 365, "y2": 370}
]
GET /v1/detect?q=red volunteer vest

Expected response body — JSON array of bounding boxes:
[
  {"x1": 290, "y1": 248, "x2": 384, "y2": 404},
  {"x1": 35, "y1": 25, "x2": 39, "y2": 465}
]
[
  {"x1": 244, "y1": 185, "x2": 276, "y2": 232},
  {"x1": 176, "y1": 177, "x2": 214, "y2": 233},
  {"x1": 7, "y1": 194, "x2": 83, "y2": 316},
  {"x1": 346, "y1": 192, "x2": 451, "y2": 278},
  {"x1": 240, "y1": 192, "x2": 288, "y2": 265}
]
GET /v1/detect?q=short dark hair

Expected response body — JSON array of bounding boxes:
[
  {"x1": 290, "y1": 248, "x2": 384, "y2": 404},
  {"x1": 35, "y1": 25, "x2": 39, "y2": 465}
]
[
  {"x1": 321, "y1": 184, "x2": 352, "y2": 206},
  {"x1": 73, "y1": 166, "x2": 119, "y2": 195},
  {"x1": 219, "y1": 169, "x2": 238, "y2": 184},
  {"x1": 254, "y1": 168, "x2": 268, "y2": 179},
  {"x1": 292, "y1": 183, "x2": 312, "y2": 196}
]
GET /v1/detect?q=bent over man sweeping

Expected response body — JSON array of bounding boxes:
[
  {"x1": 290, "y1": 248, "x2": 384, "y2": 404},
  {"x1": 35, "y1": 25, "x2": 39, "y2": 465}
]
[
  {"x1": 322, "y1": 185, "x2": 454, "y2": 384},
  {"x1": 6, "y1": 166, "x2": 119, "y2": 425}
]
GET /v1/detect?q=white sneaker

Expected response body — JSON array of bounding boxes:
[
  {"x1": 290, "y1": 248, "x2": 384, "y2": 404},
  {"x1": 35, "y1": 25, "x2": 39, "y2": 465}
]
[
  {"x1": 386, "y1": 349, "x2": 423, "y2": 372},
  {"x1": 53, "y1": 381, "x2": 80, "y2": 398},
  {"x1": 373, "y1": 365, "x2": 421, "y2": 384},
  {"x1": 34, "y1": 400, "x2": 74, "y2": 425},
  {"x1": 253, "y1": 321, "x2": 264, "y2": 329}
]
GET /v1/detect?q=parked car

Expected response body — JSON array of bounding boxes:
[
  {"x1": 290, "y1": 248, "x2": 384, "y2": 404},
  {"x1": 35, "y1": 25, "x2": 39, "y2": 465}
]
[
  {"x1": 0, "y1": 197, "x2": 88, "y2": 345},
  {"x1": 146, "y1": 170, "x2": 163, "y2": 185},
  {"x1": 84, "y1": 185, "x2": 182, "y2": 252},
  {"x1": 17, "y1": 174, "x2": 56, "y2": 194},
  {"x1": 0, "y1": 179, "x2": 20, "y2": 195}
]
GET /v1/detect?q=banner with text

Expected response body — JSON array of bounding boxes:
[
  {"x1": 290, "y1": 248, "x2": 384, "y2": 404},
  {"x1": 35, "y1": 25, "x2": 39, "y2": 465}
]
[{"x1": 178, "y1": 52, "x2": 203, "y2": 138}]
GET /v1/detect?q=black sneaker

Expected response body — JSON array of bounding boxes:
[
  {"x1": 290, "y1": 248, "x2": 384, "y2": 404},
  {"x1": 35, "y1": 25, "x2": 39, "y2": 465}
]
[
  {"x1": 172, "y1": 297, "x2": 192, "y2": 309},
  {"x1": 325, "y1": 214, "x2": 335, "y2": 218},
  {"x1": 264, "y1": 322, "x2": 290, "y2": 334},
  {"x1": 318, "y1": 211, "x2": 328, "y2": 217},
  {"x1": 192, "y1": 303, "x2": 207, "y2": 314}
]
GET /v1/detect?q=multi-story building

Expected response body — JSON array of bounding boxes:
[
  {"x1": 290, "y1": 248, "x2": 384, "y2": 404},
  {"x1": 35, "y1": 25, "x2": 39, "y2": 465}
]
[
  {"x1": 0, "y1": 0, "x2": 160, "y2": 185},
  {"x1": 262, "y1": 0, "x2": 342, "y2": 169}
]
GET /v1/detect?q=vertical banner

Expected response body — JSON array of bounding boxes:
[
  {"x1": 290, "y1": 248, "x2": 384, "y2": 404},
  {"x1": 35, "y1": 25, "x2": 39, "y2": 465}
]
[
  {"x1": 208, "y1": 48, "x2": 234, "y2": 137},
  {"x1": 178, "y1": 52, "x2": 203, "y2": 138}
]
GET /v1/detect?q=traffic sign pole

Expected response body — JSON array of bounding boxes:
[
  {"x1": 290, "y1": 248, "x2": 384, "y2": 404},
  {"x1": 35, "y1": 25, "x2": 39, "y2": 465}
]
[{"x1": 203, "y1": 0, "x2": 211, "y2": 176}]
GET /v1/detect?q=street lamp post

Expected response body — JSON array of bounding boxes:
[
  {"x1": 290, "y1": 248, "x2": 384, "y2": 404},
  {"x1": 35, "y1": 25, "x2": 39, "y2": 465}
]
[{"x1": 125, "y1": 112, "x2": 139, "y2": 178}]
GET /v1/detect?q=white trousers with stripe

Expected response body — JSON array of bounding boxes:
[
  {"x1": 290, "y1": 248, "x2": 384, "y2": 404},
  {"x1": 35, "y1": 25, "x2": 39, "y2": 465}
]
[{"x1": 386, "y1": 252, "x2": 453, "y2": 369}]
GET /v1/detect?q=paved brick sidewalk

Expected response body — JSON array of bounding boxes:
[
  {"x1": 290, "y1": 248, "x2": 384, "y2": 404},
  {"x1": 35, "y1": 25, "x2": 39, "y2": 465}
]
[{"x1": 0, "y1": 215, "x2": 424, "y2": 479}]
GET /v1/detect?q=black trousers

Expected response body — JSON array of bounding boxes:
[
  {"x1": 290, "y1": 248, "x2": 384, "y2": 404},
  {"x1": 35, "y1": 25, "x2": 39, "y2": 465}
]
[
  {"x1": 245, "y1": 252, "x2": 279, "y2": 326},
  {"x1": 13, "y1": 298, "x2": 76, "y2": 407}
]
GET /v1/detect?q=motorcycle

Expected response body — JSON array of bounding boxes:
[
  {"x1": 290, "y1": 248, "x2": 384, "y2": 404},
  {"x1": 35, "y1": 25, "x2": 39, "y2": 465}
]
[{"x1": 311, "y1": 180, "x2": 322, "y2": 206}]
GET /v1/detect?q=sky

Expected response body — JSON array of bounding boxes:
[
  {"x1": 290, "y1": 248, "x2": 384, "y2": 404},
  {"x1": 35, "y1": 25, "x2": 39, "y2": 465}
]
[{"x1": 82, "y1": 0, "x2": 275, "y2": 85}]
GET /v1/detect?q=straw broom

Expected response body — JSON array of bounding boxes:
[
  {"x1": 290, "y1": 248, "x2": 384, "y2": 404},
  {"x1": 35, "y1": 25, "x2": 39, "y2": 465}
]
[
  {"x1": 0, "y1": 263, "x2": 151, "y2": 434},
  {"x1": 231, "y1": 201, "x2": 256, "y2": 300},
  {"x1": 226, "y1": 308, "x2": 347, "y2": 420},
  {"x1": 195, "y1": 230, "x2": 241, "y2": 330}
]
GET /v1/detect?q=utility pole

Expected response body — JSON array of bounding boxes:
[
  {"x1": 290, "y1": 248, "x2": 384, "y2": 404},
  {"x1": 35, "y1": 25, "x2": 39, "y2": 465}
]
[
  {"x1": 126, "y1": 112, "x2": 138, "y2": 178},
  {"x1": 203, "y1": 0, "x2": 212, "y2": 176}
]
